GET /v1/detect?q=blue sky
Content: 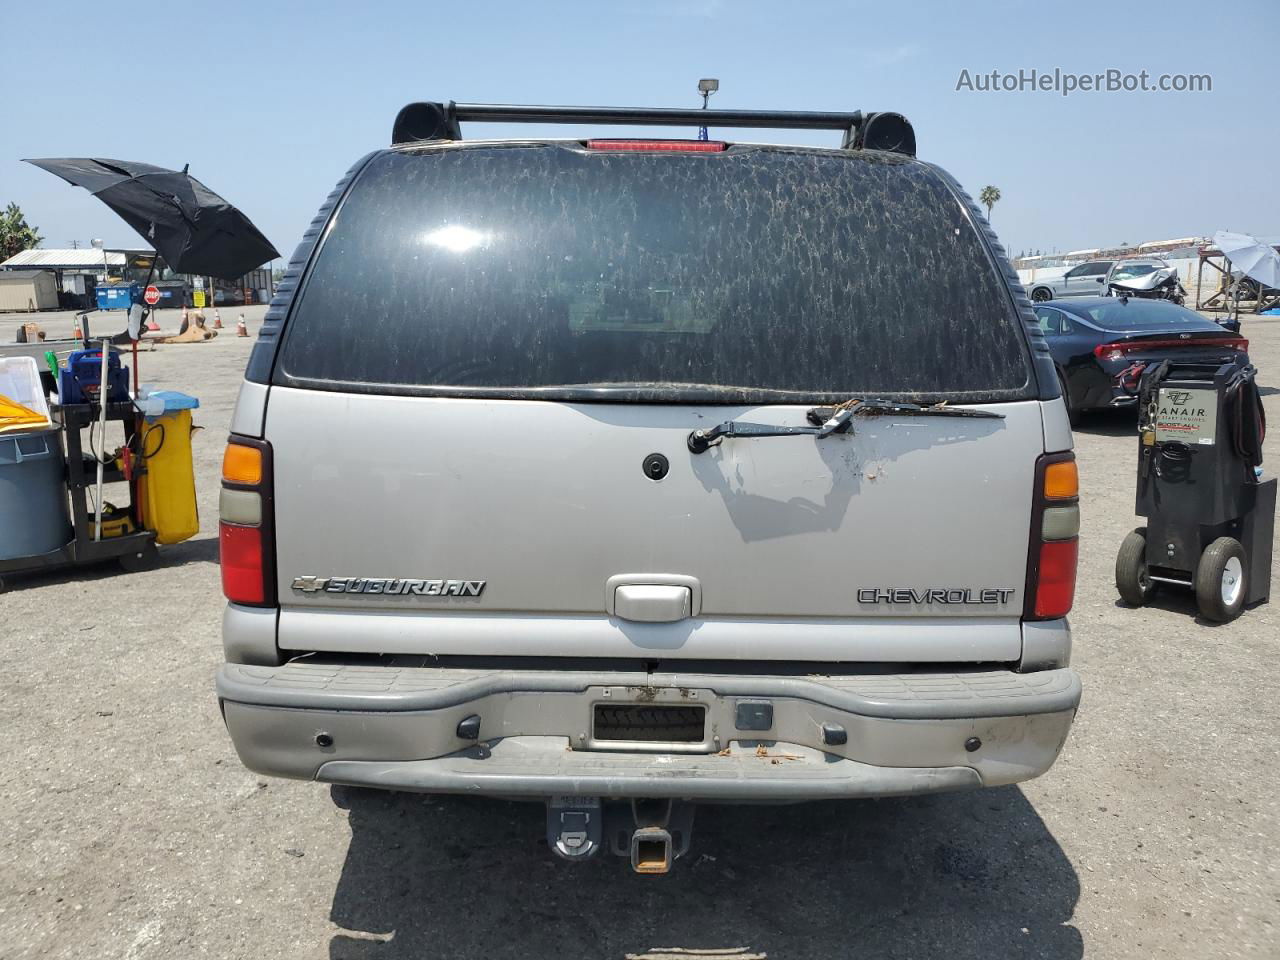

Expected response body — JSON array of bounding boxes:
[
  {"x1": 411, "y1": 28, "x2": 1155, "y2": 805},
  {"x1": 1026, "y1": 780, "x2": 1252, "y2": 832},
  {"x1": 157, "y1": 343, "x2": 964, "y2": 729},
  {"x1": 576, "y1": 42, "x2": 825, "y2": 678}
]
[{"x1": 3, "y1": 0, "x2": 1276, "y2": 261}]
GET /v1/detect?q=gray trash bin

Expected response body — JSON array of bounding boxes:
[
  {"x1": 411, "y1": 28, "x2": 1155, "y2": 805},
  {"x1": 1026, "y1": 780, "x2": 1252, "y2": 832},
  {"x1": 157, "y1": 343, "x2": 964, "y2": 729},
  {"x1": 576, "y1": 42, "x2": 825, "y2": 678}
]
[{"x1": 0, "y1": 428, "x2": 71, "y2": 561}]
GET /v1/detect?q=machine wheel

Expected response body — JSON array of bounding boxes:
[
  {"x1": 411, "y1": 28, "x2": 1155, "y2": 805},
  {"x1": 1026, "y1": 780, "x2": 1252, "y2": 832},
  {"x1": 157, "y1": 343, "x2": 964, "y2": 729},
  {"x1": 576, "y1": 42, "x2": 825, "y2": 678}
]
[
  {"x1": 1115, "y1": 528, "x2": 1157, "y2": 606},
  {"x1": 1031, "y1": 287, "x2": 1053, "y2": 303},
  {"x1": 1194, "y1": 537, "x2": 1247, "y2": 623},
  {"x1": 118, "y1": 542, "x2": 160, "y2": 573}
]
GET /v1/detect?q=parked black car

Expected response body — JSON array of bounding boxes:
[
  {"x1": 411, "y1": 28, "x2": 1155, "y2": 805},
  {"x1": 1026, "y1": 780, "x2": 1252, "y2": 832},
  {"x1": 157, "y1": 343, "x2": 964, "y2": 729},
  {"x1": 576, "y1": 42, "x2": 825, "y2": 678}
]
[{"x1": 1033, "y1": 297, "x2": 1248, "y2": 424}]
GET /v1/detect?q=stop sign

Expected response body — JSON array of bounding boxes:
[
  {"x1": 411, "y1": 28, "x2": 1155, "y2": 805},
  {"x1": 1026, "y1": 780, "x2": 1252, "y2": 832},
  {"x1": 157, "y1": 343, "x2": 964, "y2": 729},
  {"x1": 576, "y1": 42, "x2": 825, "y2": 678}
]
[{"x1": 143, "y1": 284, "x2": 161, "y2": 306}]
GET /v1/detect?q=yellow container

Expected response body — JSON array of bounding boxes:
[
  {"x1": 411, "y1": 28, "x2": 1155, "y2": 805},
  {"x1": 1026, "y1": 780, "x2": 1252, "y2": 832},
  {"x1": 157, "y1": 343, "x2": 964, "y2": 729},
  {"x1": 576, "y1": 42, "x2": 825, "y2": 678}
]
[
  {"x1": 139, "y1": 409, "x2": 199, "y2": 544},
  {"x1": 99, "y1": 502, "x2": 136, "y2": 539}
]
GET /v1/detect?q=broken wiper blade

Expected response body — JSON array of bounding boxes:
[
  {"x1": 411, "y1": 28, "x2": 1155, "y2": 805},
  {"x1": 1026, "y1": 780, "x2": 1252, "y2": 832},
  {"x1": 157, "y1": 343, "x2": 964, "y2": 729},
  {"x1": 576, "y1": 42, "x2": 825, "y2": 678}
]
[{"x1": 805, "y1": 397, "x2": 1006, "y2": 425}]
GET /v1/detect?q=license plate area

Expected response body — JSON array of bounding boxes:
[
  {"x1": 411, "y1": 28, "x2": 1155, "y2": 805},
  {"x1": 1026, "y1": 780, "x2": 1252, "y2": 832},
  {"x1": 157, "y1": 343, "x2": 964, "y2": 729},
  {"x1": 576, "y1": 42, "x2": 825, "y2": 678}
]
[
  {"x1": 594, "y1": 704, "x2": 706, "y2": 742},
  {"x1": 584, "y1": 687, "x2": 714, "y2": 753}
]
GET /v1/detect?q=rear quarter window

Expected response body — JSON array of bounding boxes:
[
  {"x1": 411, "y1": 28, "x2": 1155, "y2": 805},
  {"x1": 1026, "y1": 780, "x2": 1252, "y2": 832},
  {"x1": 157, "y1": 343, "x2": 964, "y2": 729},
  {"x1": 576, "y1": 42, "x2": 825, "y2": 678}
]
[{"x1": 275, "y1": 145, "x2": 1034, "y2": 403}]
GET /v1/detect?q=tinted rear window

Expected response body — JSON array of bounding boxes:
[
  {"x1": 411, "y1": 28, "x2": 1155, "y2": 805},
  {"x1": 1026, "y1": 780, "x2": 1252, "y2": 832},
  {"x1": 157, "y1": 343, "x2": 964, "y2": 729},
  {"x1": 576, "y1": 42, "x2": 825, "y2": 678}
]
[{"x1": 276, "y1": 145, "x2": 1032, "y2": 402}]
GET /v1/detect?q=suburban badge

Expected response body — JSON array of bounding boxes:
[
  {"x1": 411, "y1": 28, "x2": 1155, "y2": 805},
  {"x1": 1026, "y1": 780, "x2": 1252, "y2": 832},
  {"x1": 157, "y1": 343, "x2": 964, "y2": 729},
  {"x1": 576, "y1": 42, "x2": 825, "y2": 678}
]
[{"x1": 291, "y1": 577, "x2": 486, "y2": 597}]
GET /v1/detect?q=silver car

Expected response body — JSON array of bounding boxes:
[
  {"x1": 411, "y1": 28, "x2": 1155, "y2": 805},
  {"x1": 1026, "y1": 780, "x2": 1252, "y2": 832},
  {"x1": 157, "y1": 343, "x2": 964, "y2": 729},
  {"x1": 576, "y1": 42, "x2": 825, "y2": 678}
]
[
  {"x1": 1027, "y1": 259, "x2": 1116, "y2": 301},
  {"x1": 216, "y1": 101, "x2": 1082, "y2": 873}
]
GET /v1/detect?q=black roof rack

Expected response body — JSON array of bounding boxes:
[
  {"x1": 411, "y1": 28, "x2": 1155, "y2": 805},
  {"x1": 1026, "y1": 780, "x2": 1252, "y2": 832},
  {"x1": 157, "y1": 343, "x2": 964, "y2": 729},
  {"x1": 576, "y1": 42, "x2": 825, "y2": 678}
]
[{"x1": 391, "y1": 102, "x2": 916, "y2": 157}]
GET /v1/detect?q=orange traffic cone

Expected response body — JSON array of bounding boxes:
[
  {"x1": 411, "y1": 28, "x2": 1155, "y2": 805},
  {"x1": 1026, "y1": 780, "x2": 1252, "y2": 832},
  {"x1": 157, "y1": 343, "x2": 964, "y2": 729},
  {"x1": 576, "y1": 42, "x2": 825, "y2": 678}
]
[
  {"x1": 146, "y1": 311, "x2": 160, "y2": 332},
  {"x1": 236, "y1": 314, "x2": 249, "y2": 337},
  {"x1": 213, "y1": 309, "x2": 223, "y2": 329},
  {"x1": 72, "y1": 317, "x2": 81, "y2": 339}
]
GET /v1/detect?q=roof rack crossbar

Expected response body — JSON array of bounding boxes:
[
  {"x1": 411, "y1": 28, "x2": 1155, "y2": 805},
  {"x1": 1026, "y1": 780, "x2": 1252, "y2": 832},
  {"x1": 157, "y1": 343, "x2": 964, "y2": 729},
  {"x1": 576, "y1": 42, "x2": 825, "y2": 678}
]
[
  {"x1": 452, "y1": 103, "x2": 863, "y2": 131},
  {"x1": 391, "y1": 102, "x2": 916, "y2": 157}
]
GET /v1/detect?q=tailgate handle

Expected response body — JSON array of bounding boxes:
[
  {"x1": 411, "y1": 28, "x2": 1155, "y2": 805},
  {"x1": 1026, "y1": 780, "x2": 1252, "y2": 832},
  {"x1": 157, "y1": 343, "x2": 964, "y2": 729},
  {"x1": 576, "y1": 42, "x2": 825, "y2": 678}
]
[{"x1": 613, "y1": 585, "x2": 693, "y2": 623}]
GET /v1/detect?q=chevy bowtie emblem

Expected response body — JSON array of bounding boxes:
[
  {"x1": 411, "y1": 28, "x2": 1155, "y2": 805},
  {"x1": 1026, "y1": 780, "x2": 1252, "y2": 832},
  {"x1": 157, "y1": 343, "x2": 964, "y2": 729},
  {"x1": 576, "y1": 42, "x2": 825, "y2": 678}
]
[{"x1": 290, "y1": 576, "x2": 486, "y2": 597}]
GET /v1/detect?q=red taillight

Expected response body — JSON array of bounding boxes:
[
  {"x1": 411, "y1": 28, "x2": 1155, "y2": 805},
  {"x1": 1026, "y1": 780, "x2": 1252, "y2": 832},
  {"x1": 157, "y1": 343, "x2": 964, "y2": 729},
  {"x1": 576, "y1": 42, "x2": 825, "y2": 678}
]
[
  {"x1": 219, "y1": 435, "x2": 274, "y2": 606},
  {"x1": 1094, "y1": 337, "x2": 1247, "y2": 358},
  {"x1": 586, "y1": 139, "x2": 726, "y2": 152},
  {"x1": 1034, "y1": 539, "x2": 1079, "y2": 618},
  {"x1": 1025, "y1": 452, "x2": 1079, "y2": 621},
  {"x1": 220, "y1": 523, "x2": 265, "y2": 604}
]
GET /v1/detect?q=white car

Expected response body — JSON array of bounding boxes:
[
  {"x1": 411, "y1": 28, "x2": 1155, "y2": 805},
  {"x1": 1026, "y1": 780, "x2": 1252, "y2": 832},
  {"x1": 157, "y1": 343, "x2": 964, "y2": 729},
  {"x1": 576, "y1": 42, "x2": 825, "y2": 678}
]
[
  {"x1": 1105, "y1": 259, "x2": 1186, "y2": 304},
  {"x1": 1027, "y1": 259, "x2": 1116, "y2": 302}
]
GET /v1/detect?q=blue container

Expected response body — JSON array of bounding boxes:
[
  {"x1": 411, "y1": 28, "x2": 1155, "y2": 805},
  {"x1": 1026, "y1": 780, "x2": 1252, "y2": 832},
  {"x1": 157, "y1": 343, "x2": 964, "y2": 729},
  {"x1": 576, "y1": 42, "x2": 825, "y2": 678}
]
[
  {"x1": 95, "y1": 283, "x2": 139, "y2": 311},
  {"x1": 137, "y1": 390, "x2": 200, "y2": 418},
  {"x1": 57, "y1": 348, "x2": 130, "y2": 404},
  {"x1": 0, "y1": 429, "x2": 71, "y2": 561}
]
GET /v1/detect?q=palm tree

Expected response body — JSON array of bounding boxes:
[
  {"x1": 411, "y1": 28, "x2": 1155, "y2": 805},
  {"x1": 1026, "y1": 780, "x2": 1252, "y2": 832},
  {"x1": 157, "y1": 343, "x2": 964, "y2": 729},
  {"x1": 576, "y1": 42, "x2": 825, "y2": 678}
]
[
  {"x1": 978, "y1": 186, "x2": 1001, "y2": 222},
  {"x1": 0, "y1": 202, "x2": 42, "y2": 261}
]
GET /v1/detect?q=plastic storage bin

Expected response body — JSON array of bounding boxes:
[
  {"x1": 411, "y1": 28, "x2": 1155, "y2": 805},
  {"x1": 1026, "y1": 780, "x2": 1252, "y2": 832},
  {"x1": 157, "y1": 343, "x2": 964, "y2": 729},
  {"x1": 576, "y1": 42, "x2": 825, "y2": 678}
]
[
  {"x1": 0, "y1": 356, "x2": 53, "y2": 434},
  {"x1": 0, "y1": 428, "x2": 71, "y2": 560}
]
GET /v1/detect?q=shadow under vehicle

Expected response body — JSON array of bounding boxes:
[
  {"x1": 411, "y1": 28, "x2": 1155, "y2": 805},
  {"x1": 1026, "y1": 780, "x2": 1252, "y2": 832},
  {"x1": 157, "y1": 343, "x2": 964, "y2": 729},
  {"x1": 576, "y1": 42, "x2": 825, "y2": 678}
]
[{"x1": 325, "y1": 785, "x2": 1082, "y2": 959}]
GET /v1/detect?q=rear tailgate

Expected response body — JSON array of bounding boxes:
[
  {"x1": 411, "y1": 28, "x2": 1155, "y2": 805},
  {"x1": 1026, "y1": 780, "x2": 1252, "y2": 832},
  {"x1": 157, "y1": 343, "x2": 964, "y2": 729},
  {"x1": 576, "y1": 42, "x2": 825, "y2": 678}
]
[
  {"x1": 268, "y1": 389, "x2": 1043, "y2": 661},
  {"x1": 254, "y1": 142, "x2": 1056, "y2": 663}
]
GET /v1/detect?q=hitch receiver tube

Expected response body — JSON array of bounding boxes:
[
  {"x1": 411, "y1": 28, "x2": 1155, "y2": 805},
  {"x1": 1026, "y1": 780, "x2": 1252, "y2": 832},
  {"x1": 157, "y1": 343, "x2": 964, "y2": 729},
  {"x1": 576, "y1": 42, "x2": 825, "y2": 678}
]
[{"x1": 630, "y1": 826, "x2": 673, "y2": 875}]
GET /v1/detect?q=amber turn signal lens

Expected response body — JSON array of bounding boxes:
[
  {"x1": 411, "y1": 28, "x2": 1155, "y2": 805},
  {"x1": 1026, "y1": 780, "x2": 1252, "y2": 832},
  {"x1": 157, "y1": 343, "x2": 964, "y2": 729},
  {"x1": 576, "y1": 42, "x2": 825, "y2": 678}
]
[
  {"x1": 1043, "y1": 460, "x2": 1078, "y2": 499},
  {"x1": 222, "y1": 443, "x2": 262, "y2": 486}
]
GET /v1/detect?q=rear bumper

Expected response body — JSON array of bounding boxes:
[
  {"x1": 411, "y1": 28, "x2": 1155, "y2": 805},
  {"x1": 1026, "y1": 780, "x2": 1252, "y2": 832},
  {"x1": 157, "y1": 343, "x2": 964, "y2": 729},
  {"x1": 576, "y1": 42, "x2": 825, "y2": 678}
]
[{"x1": 217, "y1": 661, "x2": 1080, "y2": 801}]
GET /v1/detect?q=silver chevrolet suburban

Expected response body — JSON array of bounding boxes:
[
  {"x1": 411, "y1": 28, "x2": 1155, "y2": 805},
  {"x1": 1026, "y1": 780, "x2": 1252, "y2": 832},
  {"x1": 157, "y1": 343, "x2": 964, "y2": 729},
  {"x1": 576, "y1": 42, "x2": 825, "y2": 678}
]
[{"x1": 216, "y1": 102, "x2": 1081, "y2": 873}]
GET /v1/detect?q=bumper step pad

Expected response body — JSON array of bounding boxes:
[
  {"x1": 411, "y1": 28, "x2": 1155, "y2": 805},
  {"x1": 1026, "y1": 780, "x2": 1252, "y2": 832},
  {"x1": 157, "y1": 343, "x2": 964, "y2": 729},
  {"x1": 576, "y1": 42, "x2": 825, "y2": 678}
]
[
  {"x1": 218, "y1": 661, "x2": 1080, "y2": 720},
  {"x1": 316, "y1": 736, "x2": 983, "y2": 801}
]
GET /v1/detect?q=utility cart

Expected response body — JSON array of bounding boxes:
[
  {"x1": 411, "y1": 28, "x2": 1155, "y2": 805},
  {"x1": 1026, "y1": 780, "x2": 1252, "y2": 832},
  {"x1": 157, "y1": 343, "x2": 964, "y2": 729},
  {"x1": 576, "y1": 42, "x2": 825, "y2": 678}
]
[
  {"x1": 0, "y1": 401, "x2": 157, "y2": 592},
  {"x1": 1116, "y1": 358, "x2": 1274, "y2": 622}
]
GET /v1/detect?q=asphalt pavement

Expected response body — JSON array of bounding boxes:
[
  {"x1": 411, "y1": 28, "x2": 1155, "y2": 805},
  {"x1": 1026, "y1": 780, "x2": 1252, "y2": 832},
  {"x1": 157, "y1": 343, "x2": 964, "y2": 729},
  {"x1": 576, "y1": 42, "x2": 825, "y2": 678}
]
[{"x1": 0, "y1": 306, "x2": 1276, "y2": 959}]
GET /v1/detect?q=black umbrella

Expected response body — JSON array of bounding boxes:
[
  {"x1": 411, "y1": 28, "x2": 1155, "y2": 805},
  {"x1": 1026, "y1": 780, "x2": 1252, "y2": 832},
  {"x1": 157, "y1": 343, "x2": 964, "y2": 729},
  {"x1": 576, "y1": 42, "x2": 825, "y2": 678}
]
[{"x1": 24, "y1": 157, "x2": 279, "y2": 280}]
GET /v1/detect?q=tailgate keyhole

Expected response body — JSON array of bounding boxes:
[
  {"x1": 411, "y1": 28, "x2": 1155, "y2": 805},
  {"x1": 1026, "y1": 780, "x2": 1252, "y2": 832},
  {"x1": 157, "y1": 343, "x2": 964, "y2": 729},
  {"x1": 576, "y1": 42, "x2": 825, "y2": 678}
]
[{"x1": 642, "y1": 453, "x2": 669, "y2": 481}]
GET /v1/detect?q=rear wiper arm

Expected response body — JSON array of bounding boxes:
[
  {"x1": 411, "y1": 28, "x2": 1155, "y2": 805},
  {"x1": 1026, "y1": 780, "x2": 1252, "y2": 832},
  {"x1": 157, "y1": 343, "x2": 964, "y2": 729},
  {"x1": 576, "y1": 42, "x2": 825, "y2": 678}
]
[
  {"x1": 687, "y1": 408, "x2": 853, "y2": 454},
  {"x1": 687, "y1": 398, "x2": 1003, "y2": 454}
]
